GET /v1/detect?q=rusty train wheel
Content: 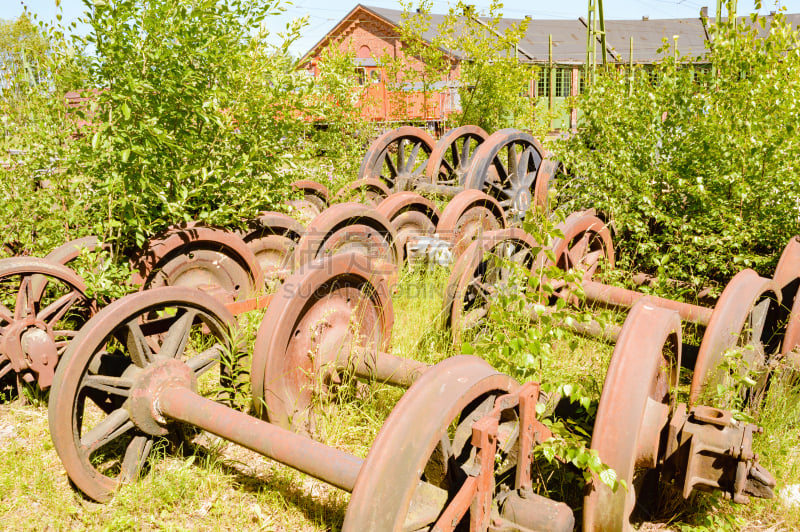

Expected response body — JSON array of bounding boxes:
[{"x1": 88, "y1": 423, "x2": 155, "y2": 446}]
[
  {"x1": 251, "y1": 253, "x2": 393, "y2": 433},
  {"x1": 287, "y1": 180, "x2": 329, "y2": 223},
  {"x1": 44, "y1": 236, "x2": 102, "y2": 267},
  {"x1": 48, "y1": 287, "x2": 237, "y2": 503},
  {"x1": 549, "y1": 210, "x2": 615, "y2": 300},
  {"x1": 0, "y1": 258, "x2": 95, "y2": 393},
  {"x1": 689, "y1": 270, "x2": 783, "y2": 406},
  {"x1": 332, "y1": 178, "x2": 392, "y2": 207},
  {"x1": 375, "y1": 192, "x2": 440, "y2": 261},
  {"x1": 425, "y1": 125, "x2": 488, "y2": 187},
  {"x1": 293, "y1": 203, "x2": 400, "y2": 275},
  {"x1": 343, "y1": 355, "x2": 519, "y2": 531},
  {"x1": 584, "y1": 300, "x2": 681, "y2": 532},
  {"x1": 436, "y1": 190, "x2": 507, "y2": 258},
  {"x1": 358, "y1": 126, "x2": 435, "y2": 192},
  {"x1": 445, "y1": 229, "x2": 541, "y2": 349},
  {"x1": 771, "y1": 236, "x2": 800, "y2": 356},
  {"x1": 242, "y1": 212, "x2": 304, "y2": 283},
  {"x1": 463, "y1": 129, "x2": 554, "y2": 221},
  {"x1": 133, "y1": 227, "x2": 263, "y2": 305}
]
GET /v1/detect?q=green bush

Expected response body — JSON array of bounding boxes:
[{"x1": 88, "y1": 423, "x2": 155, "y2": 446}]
[{"x1": 554, "y1": 12, "x2": 800, "y2": 288}]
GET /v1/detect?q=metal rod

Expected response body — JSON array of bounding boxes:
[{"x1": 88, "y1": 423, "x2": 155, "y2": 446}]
[
  {"x1": 548, "y1": 34, "x2": 554, "y2": 128},
  {"x1": 349, "y1": 349, "x2": 429, "y2": 388},
  {"x1": 582, "y1": 280, "x2": 713, "y2": 326},
  {"x1": 157, "y1": 386, "x2": 364, "y2": 492},
  {"x1": 414, "y1": 183, "x2": 463, "y2": 197}
]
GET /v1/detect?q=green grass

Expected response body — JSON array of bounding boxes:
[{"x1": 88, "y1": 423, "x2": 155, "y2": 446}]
[{"x1": 1, "y1": 264, "x2": 799, "y2": 530}]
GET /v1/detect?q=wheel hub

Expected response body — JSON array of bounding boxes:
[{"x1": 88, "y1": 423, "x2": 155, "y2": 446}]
[
  {"x1": 3, "y1": 319, "x2": 58, "y2": 387},
  {"x1": 128, "y1": 358, "x2": 197, "y2": 437}
]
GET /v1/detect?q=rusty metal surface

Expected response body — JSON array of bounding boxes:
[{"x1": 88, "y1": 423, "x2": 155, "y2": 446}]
[
  {"x1": 550, "y1": 210, "x2": 616, "y2": 280},
  {"x1": 331, "y1": 177, "x2": 392, "y2": 206},
  {"x1": 48, "y1": 286, "x2": 236, "y2": 502},
  {"x1": 425, "y1": 125, "x2": 488, "y2": 187},
  {"x1": 582, "y1": 280, "x2": 714, "y2": 325},
  {"x1": 157, "y1": 382, "x2": 364, "y2": 492},
  {"x1": 436, "y1": 189, "x2": 507, "y2": 258},
  {"x1": 44, "y1": 236, "x2": 102, "y2": 267},
  {"x1": 288, "y1": 180, "x2": 329, "y2": 223},
  {"x1": 445, "y1": 228, "x2": 541, "y2": 348},
  {"x1": 242, "y1": 212, "x2": 304, "y2": 283},
  {"x1": 584, "y1": 300, "x2": 682, "y2": 532},
  {"x1": 0, "y1": 257, "x2": 95, "y2": 391},
  {"x1": 690, "y1": 269, "x2": 782, "y2": 405},
  {"x1": 375, "y1": 192, "x2": 440, "y2": 261},
  {"x1": 343, "y1": 355, "x2": 519, "y2": 531},
  {"x1": 463, "y1": 128, "x2": 551, "y2": 220},
  {"x1": 772, "y1": 236, "x2": 800, "y2": 355},
  {"x1": 663, "y1": 403, "x2": 775, "y2": 504},
  {"x1": 358, "y1": 126, "x2": 435, "y2": 192},
  {"x1": 292, "y1": 202, "x2": 400, "y2": 275},
  {"x1": 132, "y1": 226, "x2": 264, "y2": 304},
  {"x1": 250, "y1": 252, "x2": 394, "y2": 432}
]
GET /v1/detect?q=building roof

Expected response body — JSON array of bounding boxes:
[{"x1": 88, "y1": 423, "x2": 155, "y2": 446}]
[{"x1": 308, "y1": 4, "x2": 800, "y2": 65}]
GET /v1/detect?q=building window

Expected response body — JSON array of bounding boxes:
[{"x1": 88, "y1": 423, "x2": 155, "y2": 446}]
[
  {"x1": 536, "y1": 67, "x2": 574, "y2": 98},
  {"x1": 355, "y1": 66, "x2": 367, "y2": 86}
]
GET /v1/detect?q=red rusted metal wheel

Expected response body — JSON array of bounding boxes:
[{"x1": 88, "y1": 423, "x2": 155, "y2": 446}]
[
  {"x1": 343, "y1": 355, "x2": 518, "y2": 531},
  {"x1": 331, "y1": 177, "x2": 392, "y2": 207},
  {"x1": 375, "y1": 192, "x2": 440, "y2": 261},
  {"x1": 44, "y1": 236, "x2": 102, "y2": 267},
  {"x1": 436, "y1": 189, "x2": 507, "y2": 258},
  {"x1": 584, "y1": 300, "x2": 682, "y2": 532},
  {"x1": 48, "y1": 287, "x2": 237, "y2": 503},
  {"x1": 250, "y1": 253, "x2": 393, "y2": 433},
  {"x1": 242, "y1": 212, "x2": 304, "y2": 283},
  {"x1": 445, "y1": 228, "x2": 541, "y2": 349},
  {"x1": 358, "y1": 126, "x2": 436, "y2": 192},
  {"x1": 292, "y1": 203, "x2": 400, "y2": 276},
  {"x1": 689, "y1": 269, "x2": 783, "y2": 406},
  {"x1": 132, "y1": 226, "x2": 263, "y2": 305},
  {"x1": 0, "y1": 258, "x2": 95, "y2": 394},
  {"x1": 425, "y1": 125, "x2": 488, "y2": 187},
  {"x1": 548, "y1": 210, "x2": 615, "y2": 298},
  {"x1": 771, "y1": 236, "x2": 800, "y2": 356},
  {"x1": 287, "y1": 180, "x2": 329, "y2": 223},
  {"x1": 463, "y1": 129, "x2": 556, "y2": 221}
]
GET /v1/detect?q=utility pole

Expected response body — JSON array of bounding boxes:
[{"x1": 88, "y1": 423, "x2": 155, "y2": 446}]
[{"x1": 584, "y1": 0, "x2": 606, "y2": 86}]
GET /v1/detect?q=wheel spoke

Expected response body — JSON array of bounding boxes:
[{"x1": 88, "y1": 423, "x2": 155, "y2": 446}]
[
  {"x1": 15, "y1": 276, "x2": 35, "y2": 319},
  {"x1": 80, "y1": 408, "x2": 135, "y2": 456},
  {"x1": 460, "y1": 137, "x2": 472, "y2": 167},
  {"x1": 508, "y1": 144, "x2": 519, "y2": 184},
  {"x1": 0, "y1": 302, "x2": 12, "y2": 326},
  {"x1": 384, "y1": 153, "x2": 399, "y2": 179},
  {"x1": 186, "y1": 344, "x2": 224, "y2": 376},
  {"x1": 492, "y1": 158, "x2": 508, "y2": 185},
  {"x1": 397, "y1": 139, "x2": 406, "y2": 172},
  {"x1": 450, "y1": 140, "x2": 461, "y2": 169},
  {"x1": 0, "y1": 358, "x2": 13, "y2": 380},
  {"x1": 159, "y1": 309, "x2": 198, "y2": 360},
  {"x1": 82, "y1": 375, "x2": 133, "y2": 398},
  {"x1": 120, "y1": 435, "x2": 154, "y2": 482},
  {"x1": 38, "y1": 291, "x2": 83, "y2": 326},
  {"x1": 125, "y1": 320, "x2": 156, "y2": 367},
  {"x1": 566, "y1": 234, "x2": 591, "y2": 269},
  {"x1": 406, "y1": 142, "x2": 422, "y2": 173},
  {"x1": 486, "y1": 180, "x2": 512, "y2": 198}
]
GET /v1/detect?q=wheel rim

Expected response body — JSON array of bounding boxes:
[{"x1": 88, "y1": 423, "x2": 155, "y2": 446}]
[
  {"x1": 584, "y1": 300, "x2": 681, "y2": 532},
  {"x1": 291, "y1": 179, "x2": 330, "y2": 209},
  {"x1": 436, "y1": 190, "x2": 507, "y2": 258},
  {"x1": 243, "y1": 212, "x2": 304, "y2": 283},
  {"x1": 689, "y1": 270, "x2": 783, "y2": 406},
  {"x1": 358, "y1": 126, "x2": 435, "y2": 192},
  {"x1": 332, "y1": 178, "x2": 391, "y2": 206},
  {"x1": 251, "y1": 253, "x2": 393, "y2": 433},
  {"x1": 446, "y1": 229, "x2": 541, "y2": 349},
  {"x1": 771, "y1": 236, "x2": 800, "y2": 355},
  {"x1": 293, "y1": 203, "x2": 400, "y2": 274},
  {"x1": 44, "y1": 236, "x2": 102, "y2": 267},
  {"x1": 0, "y1": 257, "x2": 95, "y2": 392},
  {"x1": 464, "y1": 129, "x2": 549, "y2": 221},
  {"x1": 549, "y1": 211, "x2": 615, "y2": 299},
  {"x1": 376, "y1": 192, "x2": 441, "y2": 261},
  {"x1": 343, "y1": 355, "x2": 518, "y2": 531},
  {"x1": 133, "y1": 227, "x2": 263, "y2": 304},
  {"x1": 48, "y1": 287, "x2": 237, "y2": 502},
  {"x1": 425, "y1": 125, "x2": 488, "y2": 187}
]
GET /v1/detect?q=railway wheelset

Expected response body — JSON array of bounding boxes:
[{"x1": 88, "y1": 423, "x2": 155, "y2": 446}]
[{"x1": 45, "y1": 246, "x2": 777, "y2": 531}]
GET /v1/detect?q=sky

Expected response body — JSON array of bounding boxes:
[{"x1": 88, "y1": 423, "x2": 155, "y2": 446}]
[{"x1": 2, "y1": 0, "x2": 797, "y2": 56}]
